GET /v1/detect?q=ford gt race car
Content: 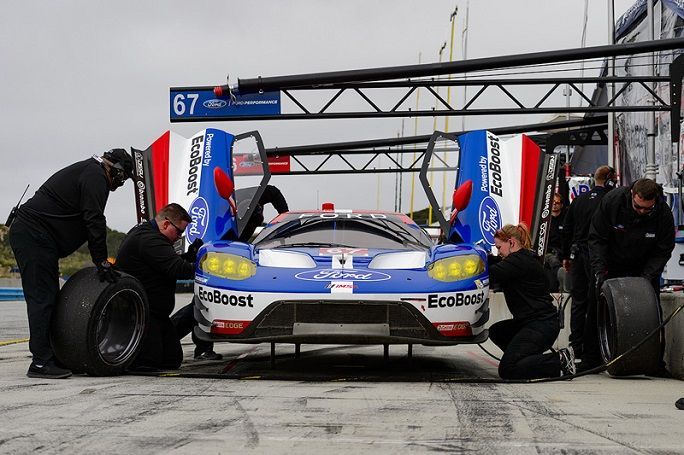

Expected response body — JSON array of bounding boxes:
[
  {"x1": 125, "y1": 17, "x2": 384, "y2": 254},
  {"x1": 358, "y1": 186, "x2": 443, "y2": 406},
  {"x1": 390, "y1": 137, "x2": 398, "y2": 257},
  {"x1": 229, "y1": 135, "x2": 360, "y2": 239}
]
[{"x1": 131, "y1": 128, "x2": 557, "y2": 348}]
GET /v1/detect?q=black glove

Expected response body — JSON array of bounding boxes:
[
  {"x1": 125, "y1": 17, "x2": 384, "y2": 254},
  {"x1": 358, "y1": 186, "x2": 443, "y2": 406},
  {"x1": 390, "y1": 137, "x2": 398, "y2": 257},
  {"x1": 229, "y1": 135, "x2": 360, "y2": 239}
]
[
  {"x1": 181, "y1": 238, "x2": 204, "y2": 263},
  {"x1": 97, "y1": 260, "x2": 120, "y2": 283}
]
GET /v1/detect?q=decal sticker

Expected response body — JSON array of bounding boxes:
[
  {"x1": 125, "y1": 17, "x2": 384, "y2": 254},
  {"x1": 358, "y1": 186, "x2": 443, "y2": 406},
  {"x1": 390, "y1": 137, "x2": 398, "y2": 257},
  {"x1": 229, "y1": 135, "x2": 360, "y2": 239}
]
[
  {"x1": 295, "y1": 269, "x2": 391, "y2": 282},
  {"x1": 319, "y1": 248, "x2": 369, "y2": 256},
  {"x1": 427, "y1": 291, "x2": 486, "y2": 308},
  {"x1": 197, "y1": 286, "x2": 254, "y2": 307},
  {"x1": 326, "y1": 281, "x2": 356, "y2": 294},
  {"x1": 478, "y1": 196, "x2": 501, "y2": 246},
  {"x1": 187, "y1": 196, "x2": 209, "y2": 242}
]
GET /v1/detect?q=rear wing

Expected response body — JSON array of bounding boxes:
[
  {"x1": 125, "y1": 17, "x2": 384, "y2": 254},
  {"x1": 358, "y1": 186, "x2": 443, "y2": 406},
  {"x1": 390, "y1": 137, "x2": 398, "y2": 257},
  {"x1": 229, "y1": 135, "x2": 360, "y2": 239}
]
[
  {"x1": 131, "y1": 129, "x2": 271, "y2": 247},
  {"x1": 421, "y1": 130, "x2": 559, "y2": 255}
]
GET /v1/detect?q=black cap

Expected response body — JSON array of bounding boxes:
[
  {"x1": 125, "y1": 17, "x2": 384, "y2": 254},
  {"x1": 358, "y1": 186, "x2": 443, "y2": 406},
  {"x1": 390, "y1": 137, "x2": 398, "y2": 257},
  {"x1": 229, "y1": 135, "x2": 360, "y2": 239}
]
[{"x1": 104, "y1": 148, "x2": 134, "y2": 179}]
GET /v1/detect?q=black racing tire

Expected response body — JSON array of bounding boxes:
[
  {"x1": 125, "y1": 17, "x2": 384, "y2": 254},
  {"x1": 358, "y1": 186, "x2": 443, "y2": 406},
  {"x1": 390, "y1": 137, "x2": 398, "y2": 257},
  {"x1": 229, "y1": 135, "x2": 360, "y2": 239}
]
[
  {"x1": 51, "y1": 267, "x2": 148, "y2": 376},
  {"x1": 597, "y1": 277, "x2": 661, "y2": 376}
]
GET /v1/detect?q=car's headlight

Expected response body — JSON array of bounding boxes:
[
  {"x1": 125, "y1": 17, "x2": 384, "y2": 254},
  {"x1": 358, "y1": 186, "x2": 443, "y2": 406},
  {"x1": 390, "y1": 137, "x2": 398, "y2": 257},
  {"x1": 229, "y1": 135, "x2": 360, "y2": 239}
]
[
  {"x1": 427, "y1": 254, "x2": 485, "y2": 282},
  {"x1": 199, "y1": 252, "x2": 256, "y2": 280}
]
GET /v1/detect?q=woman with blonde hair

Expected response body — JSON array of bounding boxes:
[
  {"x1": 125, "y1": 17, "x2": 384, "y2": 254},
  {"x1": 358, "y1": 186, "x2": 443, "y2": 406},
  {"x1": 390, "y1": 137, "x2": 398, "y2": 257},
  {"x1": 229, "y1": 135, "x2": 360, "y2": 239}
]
[{"x1": 488, "y1": 223, "x2": 575, "y2": 379}]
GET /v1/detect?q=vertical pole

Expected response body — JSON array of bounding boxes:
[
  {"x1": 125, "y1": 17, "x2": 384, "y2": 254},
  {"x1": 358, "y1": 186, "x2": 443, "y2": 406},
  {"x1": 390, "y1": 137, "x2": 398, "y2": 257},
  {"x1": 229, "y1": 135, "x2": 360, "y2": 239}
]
[
  {"x1": 431, "y1": 43, "x2": 447, "y2": 226},
  {"x1": 645, "y1": 0, "x2": 658, "y2": 180},
  {"x1": 443, "y1": 5, "x2": 458, "y2": 222},
  {"x1": 460, "y1": 0, "x2": 470, "y2": 132},
  {"x1": 409, "y1": 52, "x2": 422, "y2": 220},
  {"x1": 607, "y1": 0, "x2": 616, "y2": 168},
  {"x1": 399, "y1": 119, "x2": 405, "y2": 213}
]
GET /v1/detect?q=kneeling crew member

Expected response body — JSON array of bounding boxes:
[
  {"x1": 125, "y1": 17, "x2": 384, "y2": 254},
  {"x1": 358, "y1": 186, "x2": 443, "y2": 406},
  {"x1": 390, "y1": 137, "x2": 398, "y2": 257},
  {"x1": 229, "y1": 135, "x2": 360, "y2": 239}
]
[
  {"x1": 117, "y1": 203, "x2": 216, "y2": 370},
  {"x1": 9, "y1": 149, "x2": 133, "y2": 379},
  {"x1": 488, "y1": 224, "x2": 575, "y2": 380}
]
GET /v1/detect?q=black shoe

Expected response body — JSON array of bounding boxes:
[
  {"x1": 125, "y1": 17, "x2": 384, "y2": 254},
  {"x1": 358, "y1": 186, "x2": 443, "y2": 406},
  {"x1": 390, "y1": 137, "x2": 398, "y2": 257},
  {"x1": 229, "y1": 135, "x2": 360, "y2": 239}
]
[
  {"x1": 559, "y1": 348, "x2": 576, "y2": 376},
  {"x1": 194, "y1": 350, "x2": 223, "y2": 361},
  {"x1": 27, "y1": 362, "x2": 72, "y2": 379}
]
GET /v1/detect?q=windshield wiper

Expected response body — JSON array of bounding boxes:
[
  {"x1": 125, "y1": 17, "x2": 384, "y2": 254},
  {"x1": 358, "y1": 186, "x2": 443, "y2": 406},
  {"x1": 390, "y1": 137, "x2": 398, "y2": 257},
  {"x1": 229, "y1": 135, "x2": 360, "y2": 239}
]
[{"x1": 271, "y1": 242, "x2": 359, "y2": 249}]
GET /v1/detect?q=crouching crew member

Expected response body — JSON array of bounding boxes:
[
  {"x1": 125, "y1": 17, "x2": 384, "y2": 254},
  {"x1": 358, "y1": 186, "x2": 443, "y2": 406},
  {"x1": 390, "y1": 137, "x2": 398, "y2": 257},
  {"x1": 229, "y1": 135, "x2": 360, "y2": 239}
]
[
  {"x1": 10, "y1": 149, "x2": 133, "y2": 379},
  {"x1": 116, "y1": 203, "x2": 218, "y2": 371},
  {"x1": 488, "y1": 224, "x2": 575, "y2": 380}
]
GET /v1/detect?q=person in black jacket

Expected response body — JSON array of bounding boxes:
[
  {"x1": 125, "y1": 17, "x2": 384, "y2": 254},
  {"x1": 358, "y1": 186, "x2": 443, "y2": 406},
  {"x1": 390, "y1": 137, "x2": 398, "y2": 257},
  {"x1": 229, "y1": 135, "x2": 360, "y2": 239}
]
[
  {"x1": 561, "y1": 165, "x2": 616, "y2": 358},
  {"x1": 488, "y1": 224, "x2": 575, "y2": 379},
  {"x1": 238, "y1": 185, "x2": 289, "y2": 242},
  {"x1": 116, "y1": 203, "x2": 218, "y2": 370},
  {"x1": 9, "y1": 149, "x2": 133, "y2": 379},
  {"x1": 581, "y1": 178, "x2": 675, "y2": 371},
  {"x1": 543, "y1": 193, "x2": 566, "y2": 292}
]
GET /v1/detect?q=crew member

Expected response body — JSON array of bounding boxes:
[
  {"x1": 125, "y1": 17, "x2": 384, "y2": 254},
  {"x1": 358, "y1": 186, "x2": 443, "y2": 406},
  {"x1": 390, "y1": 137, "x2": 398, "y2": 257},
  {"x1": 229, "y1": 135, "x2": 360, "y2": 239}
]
[
  {"x1": 544, "y1": 193, "x2": 566, "y2": 292},
  {"x1": 239, "y1": 184, "x2": 289, "y2": 242},
  {"x1": 561, "y1": 165, "x2": 616, "y2": 359},
  {"x1": 9, "y1": 149, "x2": 133, "y2": 379},
  {"x1": 488, "y1": 224, "x2": 575, "y2": 380},
  {"x1": 583, "y1": 178, "x2": 675, "y2": 372},
  {"x1": 116, "y1": 203, "x2": 218, "y2": 371}
]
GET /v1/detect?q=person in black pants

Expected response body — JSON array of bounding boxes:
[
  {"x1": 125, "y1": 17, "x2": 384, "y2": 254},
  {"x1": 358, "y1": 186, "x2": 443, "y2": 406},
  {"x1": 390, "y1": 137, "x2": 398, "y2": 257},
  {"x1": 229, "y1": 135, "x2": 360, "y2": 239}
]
[
  {"x1": 9, "y1": 149, "x2": 133, "y2": 379},
  {"x1": 583, "y1": 178, "x2": 675, "y2": 373},
  {"x1": 488, "y1": 224, "x2": 576, "y2": 380},
  {"x1": 116, "y1": 203, "x2": 219, "y2": 371},
  {"x1": 561, "y1": 165, "x2": 616, "y2": 359}
]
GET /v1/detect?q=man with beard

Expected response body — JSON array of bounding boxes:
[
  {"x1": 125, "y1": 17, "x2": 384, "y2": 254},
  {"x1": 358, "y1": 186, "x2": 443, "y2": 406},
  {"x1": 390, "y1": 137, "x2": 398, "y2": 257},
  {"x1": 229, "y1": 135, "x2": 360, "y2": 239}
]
[{"x1": 583, "y1": 178, "x2": 675, "y2": 372}]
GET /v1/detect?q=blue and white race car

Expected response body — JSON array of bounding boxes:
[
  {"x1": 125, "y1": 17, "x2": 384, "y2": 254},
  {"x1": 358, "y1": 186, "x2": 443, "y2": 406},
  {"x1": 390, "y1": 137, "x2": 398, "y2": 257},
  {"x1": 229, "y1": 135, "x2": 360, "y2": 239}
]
[{"x1": 132, "y1": 128, "x2": 557, "y2": 348}]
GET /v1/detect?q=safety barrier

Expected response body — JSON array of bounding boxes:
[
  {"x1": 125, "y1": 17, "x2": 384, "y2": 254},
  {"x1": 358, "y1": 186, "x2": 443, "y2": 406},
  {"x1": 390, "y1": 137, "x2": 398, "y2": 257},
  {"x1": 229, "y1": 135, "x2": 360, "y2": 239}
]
[{"x1": 0, "y1": 288, "x2": 24, "y2": 301}]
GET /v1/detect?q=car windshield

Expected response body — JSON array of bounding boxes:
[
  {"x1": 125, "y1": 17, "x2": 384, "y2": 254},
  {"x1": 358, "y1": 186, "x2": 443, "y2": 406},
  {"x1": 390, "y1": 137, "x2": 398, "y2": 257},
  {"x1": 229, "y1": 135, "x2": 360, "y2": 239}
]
[{"x1": 254, "y1": 214, "x2": 433, "y2": 251}]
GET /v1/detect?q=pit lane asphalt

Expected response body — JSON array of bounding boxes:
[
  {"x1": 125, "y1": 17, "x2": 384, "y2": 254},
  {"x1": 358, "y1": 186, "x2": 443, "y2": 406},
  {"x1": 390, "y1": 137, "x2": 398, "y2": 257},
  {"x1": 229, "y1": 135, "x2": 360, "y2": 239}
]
[{"x1": 1, "y1": 295, "x2": 683, "y2": 454}]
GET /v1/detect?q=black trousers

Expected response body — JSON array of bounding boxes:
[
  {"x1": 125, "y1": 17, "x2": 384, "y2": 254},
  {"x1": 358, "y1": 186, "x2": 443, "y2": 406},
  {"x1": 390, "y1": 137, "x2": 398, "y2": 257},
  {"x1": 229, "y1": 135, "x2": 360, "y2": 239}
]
[
  {"x1": 133, "y1": 315, "x2": 184, "y2": 369},
  {"x1": 489, "y1": 317, "x2": 561, "y2": 379},
  {"x1": 170, "y1": 301, "x2": 213, "y2": 356},
  {"x1": 9, "y1": 219, "x2": 61, "y2": 365},
  {"x1": 568, "y1": 248, "x2": 591, "y2": 355}
]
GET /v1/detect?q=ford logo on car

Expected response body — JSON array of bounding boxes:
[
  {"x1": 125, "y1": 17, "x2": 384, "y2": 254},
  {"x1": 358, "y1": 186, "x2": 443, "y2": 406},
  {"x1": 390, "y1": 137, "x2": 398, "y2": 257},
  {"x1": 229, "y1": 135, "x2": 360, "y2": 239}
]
[
  {"x1": 187, "y1": 196, "x2": 209, "y2": 242},
  {"x1": 295, "y1": 269, "x2": 391, "y2": 282},
  {"x1": 478, "y1": 196, "x2": 501, "y2": 245},
  {"x1": 203, "y1": 99, "x2": 228, "y2": 109}
]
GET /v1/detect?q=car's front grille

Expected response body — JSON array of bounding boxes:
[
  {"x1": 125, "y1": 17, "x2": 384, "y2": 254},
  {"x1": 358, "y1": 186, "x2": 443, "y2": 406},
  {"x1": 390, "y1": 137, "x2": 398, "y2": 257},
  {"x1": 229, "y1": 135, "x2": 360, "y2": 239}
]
[{"x1": 251, "y1": 300, "x2": 431, "y2": 339}]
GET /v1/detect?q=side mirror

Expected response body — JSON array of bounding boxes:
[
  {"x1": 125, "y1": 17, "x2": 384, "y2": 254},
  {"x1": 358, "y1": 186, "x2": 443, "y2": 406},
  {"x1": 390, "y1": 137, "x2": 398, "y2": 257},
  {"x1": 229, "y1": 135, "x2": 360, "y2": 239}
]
[
  {"x1": 450, "y1": 180, "x2": 473, "y2": 222},
  {"x1": 213, "y1": 167, "x2": 237, "y2": 214}
]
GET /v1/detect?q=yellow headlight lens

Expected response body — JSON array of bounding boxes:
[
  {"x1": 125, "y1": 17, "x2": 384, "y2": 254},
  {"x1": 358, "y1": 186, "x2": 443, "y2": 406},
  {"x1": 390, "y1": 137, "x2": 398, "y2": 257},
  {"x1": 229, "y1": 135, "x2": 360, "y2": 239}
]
[
  {"x1": 199, "y1": 252, "x2": 256, "y2": 280},
  {"x1": 428, "y1": 254, "x2": 485, "y2": 282}
]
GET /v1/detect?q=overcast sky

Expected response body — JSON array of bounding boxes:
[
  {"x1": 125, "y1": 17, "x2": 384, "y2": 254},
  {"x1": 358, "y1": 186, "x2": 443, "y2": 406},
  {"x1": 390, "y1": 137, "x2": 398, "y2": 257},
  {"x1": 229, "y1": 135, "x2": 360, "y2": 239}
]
[{"x1": 0, "y1": 0, "x2": 636, "y2": 232}]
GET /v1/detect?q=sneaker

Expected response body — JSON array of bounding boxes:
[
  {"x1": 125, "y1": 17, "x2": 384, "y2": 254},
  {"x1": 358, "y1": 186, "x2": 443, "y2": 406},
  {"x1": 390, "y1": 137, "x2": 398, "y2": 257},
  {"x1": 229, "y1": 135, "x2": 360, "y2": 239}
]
[
  {"x1": 27, "y1": 362, "x2": 72, "y2": 379},
  {"x1": 559, "y1": 347, "x2": 576, "y2": 376},
  {"x1": 194, "y1": 350, "x2": 223, "y2": 361}
]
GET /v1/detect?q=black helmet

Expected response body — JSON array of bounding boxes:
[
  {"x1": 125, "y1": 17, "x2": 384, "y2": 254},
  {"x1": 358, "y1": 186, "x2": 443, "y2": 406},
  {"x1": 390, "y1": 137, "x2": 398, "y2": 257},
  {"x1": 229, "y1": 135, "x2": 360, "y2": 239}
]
[{"x1": 103, "y1": 148, "x2": 134, "y2": 190}]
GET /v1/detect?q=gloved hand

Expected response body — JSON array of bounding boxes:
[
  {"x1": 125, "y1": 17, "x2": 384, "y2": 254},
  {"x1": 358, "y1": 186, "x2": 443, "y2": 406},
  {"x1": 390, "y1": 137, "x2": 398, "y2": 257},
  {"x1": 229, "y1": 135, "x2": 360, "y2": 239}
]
[
  {"x1": 97, "y1": 260, "x2": 120, "y2": 283},
  {"x1": 182, "y1": 238, "x2": 204, "y2": 263}
]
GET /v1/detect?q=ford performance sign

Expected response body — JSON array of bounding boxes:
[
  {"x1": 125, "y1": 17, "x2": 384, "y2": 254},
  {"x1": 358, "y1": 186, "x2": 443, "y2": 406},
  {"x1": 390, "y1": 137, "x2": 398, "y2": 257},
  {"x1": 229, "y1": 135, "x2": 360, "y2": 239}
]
[
  {"x1": 295, "y1": 269, "x2": 391, "y2": 282},
  {"x1": 170, "y1": 88, "x2": 281, "y2": 121}
]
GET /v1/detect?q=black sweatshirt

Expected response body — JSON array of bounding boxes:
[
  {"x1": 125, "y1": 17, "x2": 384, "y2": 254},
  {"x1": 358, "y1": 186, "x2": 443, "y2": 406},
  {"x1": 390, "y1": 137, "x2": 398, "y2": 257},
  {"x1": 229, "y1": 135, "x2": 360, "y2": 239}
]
[
  {"x1": 488, "y1": 249, "x2": 556, "y2": 322},
  {"x1": 561, "y1": 185, "x2": 609, "y2": 259},
  {"x1": 589, "y1": 186, "x2": 675, "y2": 279},
  {"x1": 17, "y1": 158, "x2": 109, "y2": 263},
  {"x1": 116, "y1": 220, "x2": 195, "y2": 318}
]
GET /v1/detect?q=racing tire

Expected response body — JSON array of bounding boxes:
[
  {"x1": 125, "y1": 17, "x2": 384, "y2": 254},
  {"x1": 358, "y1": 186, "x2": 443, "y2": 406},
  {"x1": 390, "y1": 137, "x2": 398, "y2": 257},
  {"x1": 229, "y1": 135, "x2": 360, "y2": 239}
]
[
  {"x1": 597, "y1": 277, "x2": 661, "y2": 376},
  {"x1": 51, "y1": 267, "x2": 148, "y2": 376}
]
